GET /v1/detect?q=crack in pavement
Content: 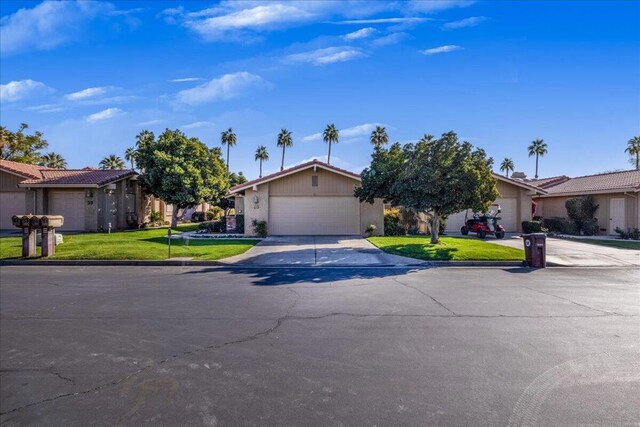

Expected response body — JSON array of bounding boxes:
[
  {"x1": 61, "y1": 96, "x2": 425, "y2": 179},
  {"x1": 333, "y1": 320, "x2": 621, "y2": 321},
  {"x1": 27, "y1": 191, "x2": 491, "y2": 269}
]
[
  {"x1": 0, "y1": 368, "x2": 75, "y2": 385},
  {"x1": 392, "y1": 276, "x2": 458, "y2": 315},
  {"x1": 0, "y1": 286, "x2": 302, "y2": 417},
  {"x1": 517, "y1": 284, "x2": 623, "y2": 316}
]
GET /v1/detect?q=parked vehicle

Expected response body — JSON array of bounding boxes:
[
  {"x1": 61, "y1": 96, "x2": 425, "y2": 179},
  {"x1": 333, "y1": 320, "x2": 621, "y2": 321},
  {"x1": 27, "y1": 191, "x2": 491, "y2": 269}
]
[{"x1": 460, "y1": 204, "x2": 506, "y2": 239}]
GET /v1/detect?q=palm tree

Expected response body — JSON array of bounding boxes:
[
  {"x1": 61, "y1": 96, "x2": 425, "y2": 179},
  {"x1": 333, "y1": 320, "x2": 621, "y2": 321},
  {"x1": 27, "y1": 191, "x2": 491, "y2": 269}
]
[
  {"x1": 369, "y1": 125, "x2": 388, "y2": 149},
  {"x1": 625, "y1": 136, "x2": 640, "y2": 170},
  {"x1": 99, "y1": 154, "x2": 125, "y2": 170},
  {"x1": 220, "y1": 128, "x2": 237, "y2": 170},
  {"x1": 255, "y1": 145, "x2": 269, "y2": 178},
  {"x1": 499, "y1": 158, "x2": 515, "y2": 178},
  {"x1": 276, "y1": 128, "x2": 293, "y2": 171},
  {"x1": 527, "y1": 138, "x2": 548, "y2": 179},
  {"x1": 124, "y1": 147, "x2": 137, "y2": 170},
  {"x1": 39, "y1": 152, "x2": 67, "y2": 169},
  {"x1": 322, "y1": 124, "x2": 339, "y2": 165}
]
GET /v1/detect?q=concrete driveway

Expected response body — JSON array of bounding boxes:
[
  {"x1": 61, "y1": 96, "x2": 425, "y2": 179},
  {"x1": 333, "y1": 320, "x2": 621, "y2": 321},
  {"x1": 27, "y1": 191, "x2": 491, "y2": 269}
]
[
  {"x1": 223, "y1": 235, "x2": 421, "y2": 266},
  {"x1": 490, "y1": 236, "x2": 640, "y2": 267}
]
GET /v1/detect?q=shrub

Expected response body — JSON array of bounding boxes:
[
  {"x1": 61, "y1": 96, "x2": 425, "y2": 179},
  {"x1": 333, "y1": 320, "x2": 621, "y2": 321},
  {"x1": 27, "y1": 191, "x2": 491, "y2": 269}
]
[
  {"x1": 384, "y1": 208, "x2": 405, "y2": 236},
  {"x1": 522, "y1": 220, "x2": 544, "y2": 233},
  {"x1": 615, "y1": 227, "x2": 640, "y2": 240},
  {"x1": 543, "y1": 217, "x2": 575, "y2": 234},
  {"x1": 365, "y1": 224, "x2": 377, "y2": 237},
  {"x1": 565, "y1": 196, "x2": 599, "y2": 235},
  {"x1": 198, "y1": 221, "x2": 225, "y2": 233},
  {"x1": 191, "y1": 211, "x2": 206, "y2": 222},
  {"x1": 235, "y1": 214, "x2": 245, "y2": 234},
  {"x1": 252, "y1": 219, "x2": 267, "y2": 238},
  {"x1": 438, "y1": 216, "x2": 447, "y2": 235},
  {"x1": 148, "y1": 210, "x2": 163, "y2": 227},
  {"x1": 207, "y1": 206, "x2": 224, "y2": 221}
]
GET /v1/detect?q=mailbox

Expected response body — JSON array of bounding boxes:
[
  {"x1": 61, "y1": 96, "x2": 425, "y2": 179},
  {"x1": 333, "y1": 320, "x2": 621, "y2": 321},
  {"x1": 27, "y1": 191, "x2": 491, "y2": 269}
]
[
  {"x1": 20, "y1": 215, "x2": 31, "y2": 227},
  {"x1": 40, "y1": 215, "x2": 64, "y2": 228},
  {"x1": 12, "y1": 214, "x2": 65, "y2": 258},
  {"x1": 11, "y1": 215, "x2": 21, "y2": 227},
  {"x1": 29, "y1": 215, "x2": 41, "y2": 227}
]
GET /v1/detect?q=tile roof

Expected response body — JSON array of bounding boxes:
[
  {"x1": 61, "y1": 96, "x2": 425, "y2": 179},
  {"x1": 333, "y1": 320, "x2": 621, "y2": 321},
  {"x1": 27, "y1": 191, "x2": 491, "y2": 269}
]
[
  {"x1": 492, "y1": 173, "x2": 548, "y2": 193},
  {"x1": 20, "y1": 169, "x2": 135, "y2": 186},
  {"x1": 527, "y1": 175, "x2": 570, "y2": 189},
  {"x1": 230, "y1": 159, "x2": 361, "y2": 193},
  {"x1": 0, "y1": 159, "x2": 46, "y2": 179},
  {"x1": 541, "y1": 170, "x2": 640, "y2": 195}
]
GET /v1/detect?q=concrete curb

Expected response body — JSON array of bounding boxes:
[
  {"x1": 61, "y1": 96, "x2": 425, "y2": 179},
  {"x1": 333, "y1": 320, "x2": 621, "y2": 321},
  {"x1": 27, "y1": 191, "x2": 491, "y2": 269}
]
[{"x1": 0, "y1": 259, "x2": 532, "y2": 268}]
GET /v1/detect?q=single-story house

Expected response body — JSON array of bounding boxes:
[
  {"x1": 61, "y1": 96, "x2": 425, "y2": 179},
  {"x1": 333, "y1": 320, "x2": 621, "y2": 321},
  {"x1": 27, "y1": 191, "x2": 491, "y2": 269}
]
[
  {"x1": 531, "y1": 170, "x2": 640, "y2": 235},
  {"x1": 0, "y1": 159, "x2": 143, "y2": 232},
  {"x1": 442, "y1": 174, "x2": 548, "y2": 233},
  {"x1": 229, "y1": 160, "x2": 384, "y2": 236}
]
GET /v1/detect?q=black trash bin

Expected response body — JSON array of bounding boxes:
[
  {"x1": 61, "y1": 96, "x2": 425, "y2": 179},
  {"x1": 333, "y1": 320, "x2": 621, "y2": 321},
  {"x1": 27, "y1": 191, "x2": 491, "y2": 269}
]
[{"x1": 522, "y1": 233, "x2": 546, "y2": 268}]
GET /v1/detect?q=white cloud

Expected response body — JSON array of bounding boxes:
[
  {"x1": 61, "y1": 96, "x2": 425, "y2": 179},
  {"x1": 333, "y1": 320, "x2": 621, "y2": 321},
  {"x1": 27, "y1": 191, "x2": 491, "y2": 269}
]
[
  {"x1": 286, "y1": 46, "x2": 365, "y2": 66},
  {"x1": 181, "y1": 121, "x2": 213, "y2": 129},
  {"x1": 170, "y1": 77, "x2": 203, "y2": 82},
  {"x1": 420, "y1": 45, "x2": 463, "y2": 55},
  {"x1": 0, "y1": 1, "x2": 115, "y2": 55},
  {"x1": 302, "y1": 123, "x2": 384, "y2": 142},
  {"x1": 442, "y1": 16, "x2": 488, "y2": 30},
  {"x1": 25, "y1": 103, "x2": 65, "y2": 113},
  {"x1": 65, "y1": 87, "x2": 109, "y2": 101},
  {"x1": 137, "y1": 119, "x2": 164, "y2": 126},
  {"x1": 0, "y1": 79, "x2": 53, "y2": 102},
  {"x1": 176, "y1": 72, "x2": 267, "y2": 105},
  {"x1": 333, "y1": 17, "x2": 429, "y2": 25},
  {"x1": 343, "y1": 27, "x2": 377, "y2": 41},
  {"x1": 85, "y1": 108, "x2": 123, "y2": 123},
  {"x1": 407, "y1": 0, "x2": 475, "y2": 13},
  {"x1": 371, "y1": 32, "x2": 410, "y2": 47}
]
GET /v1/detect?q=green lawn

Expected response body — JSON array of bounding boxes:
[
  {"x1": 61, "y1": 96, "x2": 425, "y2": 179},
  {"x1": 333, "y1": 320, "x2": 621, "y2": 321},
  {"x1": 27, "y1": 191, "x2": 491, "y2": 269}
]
[
  {"x1": 368, "y1": 236, "x2": 525, "y2": 261},
  {"x1": 568, "y1": 238, "x2": 640, "y2": 250},
  {"x1": 0, "y1": 224, "x2": 260, "y2": 260}
]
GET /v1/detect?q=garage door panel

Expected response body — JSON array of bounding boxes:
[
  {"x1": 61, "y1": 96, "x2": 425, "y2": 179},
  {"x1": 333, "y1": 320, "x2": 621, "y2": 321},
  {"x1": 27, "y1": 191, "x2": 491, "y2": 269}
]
[
  {"x1": 270, "y1": 196, "x2": 359, "y2": 235},
  {"x1": 50, "y1": 191, "x2": 85, "y2": 231},
  {"x1": 0, "y1": 192, "x2": 26, "y2": 230}
]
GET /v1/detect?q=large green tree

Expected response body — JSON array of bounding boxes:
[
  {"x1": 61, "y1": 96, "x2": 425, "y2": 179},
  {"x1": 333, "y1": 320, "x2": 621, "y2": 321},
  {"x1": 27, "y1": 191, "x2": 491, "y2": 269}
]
[
  {"x1": 0, "y1": 123, "x2": 49, "y2": 164},
  {"x1": 625, "y1": 136, "x2": 640, "y2": 170},
  {"x1": 99, "y1": 154, "x2": 126, "y2": 170},
  {"x1": 527, "y1": 138, "x2": 548, "y2": 179},
  {"x1": 323, "y1": 124, "x2": 339, "y2": 165},
  {"x1": 39, "y1": 152, "x2": 68, "y2": 169},
  {"x1": 276, "y1": 128, "x2": 293, "y2": 171},
  {"x1": 136, "y1": 129, "x2": 229, "y2": 227},
  {"x1": 356, "y1": 131, "x2": 498, "y2": 243}
]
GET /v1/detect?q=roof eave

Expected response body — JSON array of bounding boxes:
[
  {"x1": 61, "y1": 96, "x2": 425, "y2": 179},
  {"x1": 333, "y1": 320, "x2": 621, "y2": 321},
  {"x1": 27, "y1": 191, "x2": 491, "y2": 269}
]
[
  {"x1": 18, "y1": 183, "x2": 99, "y2": 189},
  {"x1": 534, "y1": 187, "x2": 639, "y2": 198}
]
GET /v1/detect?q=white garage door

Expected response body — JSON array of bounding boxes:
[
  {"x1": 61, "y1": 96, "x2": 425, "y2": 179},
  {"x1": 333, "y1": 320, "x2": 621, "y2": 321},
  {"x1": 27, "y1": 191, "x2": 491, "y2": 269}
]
[
  {"x1": 269, "y1": 196, "x2": 360, "y2": 235},
  {"x1": 50, "y1": 191, "x2": 85, "y2": 231},
  {"x1": 0, "y1": 192, "x2": 26, "y2": 230},
  {"x1": 445, "y1": 198, "x2": 518, "y2": 233}
]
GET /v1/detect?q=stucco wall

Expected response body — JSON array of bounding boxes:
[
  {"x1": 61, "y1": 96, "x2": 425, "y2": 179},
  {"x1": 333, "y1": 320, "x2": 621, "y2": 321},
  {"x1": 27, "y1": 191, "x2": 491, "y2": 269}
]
[
  {"x1": 0, "y1": 171, "x2": 25, "y2": 192},
  {"x1": 243, "y1": 184, "x2": 270, "y2": 236},
  {"x1": 535, "y1": 192, "x2": 639, "y2": 235},
  {"x1": 269, "y1": 168, "x2": 358, "y2": 196},
  {"x1": 360, "y1": 198, "x2": 385, "y2": 236}
]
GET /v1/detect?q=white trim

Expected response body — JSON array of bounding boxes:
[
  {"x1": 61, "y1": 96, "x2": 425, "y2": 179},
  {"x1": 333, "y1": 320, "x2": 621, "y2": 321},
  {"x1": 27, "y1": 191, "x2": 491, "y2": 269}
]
[
  {"x1": 230, "y1": 162, "x2": 360, "y2": 194},
  {"x1": 534, "y1": 188, "x2": 640, "y2": 198}
]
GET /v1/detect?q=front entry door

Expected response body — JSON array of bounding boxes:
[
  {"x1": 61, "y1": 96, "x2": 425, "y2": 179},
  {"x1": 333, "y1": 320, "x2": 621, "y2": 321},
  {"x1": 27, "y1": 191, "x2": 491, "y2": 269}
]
[{"x1": 609, "y1": 198, "x2": 625, "y2": 234}]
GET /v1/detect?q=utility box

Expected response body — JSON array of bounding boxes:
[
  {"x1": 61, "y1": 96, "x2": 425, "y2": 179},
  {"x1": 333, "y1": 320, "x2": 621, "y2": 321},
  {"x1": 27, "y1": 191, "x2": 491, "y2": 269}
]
[{"x1": 522, "y1": 233, "x2": 546, "y2": 268}]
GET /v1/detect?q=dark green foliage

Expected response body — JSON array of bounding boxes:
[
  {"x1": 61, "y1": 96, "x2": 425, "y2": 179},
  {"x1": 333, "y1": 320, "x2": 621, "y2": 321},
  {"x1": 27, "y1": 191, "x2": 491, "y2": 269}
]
[
  {"x1": 252, "y1": 219, "x2": 267, "y2": 238},
  {"x1": 235, "y1": 214, "x2": 245, "y2": 234},
  {"x1": 565, "y1": 196, "x2": 600, "y2": 235},
  {"x1": 357, "y1": 132, "x2": 499, "y2": 243},
  {"x1": 365, "y1": 224, "x2": 377, "y2": 236},
  {"x1": 543, "y1": 217, "x2": 576, "y2": 234},
  {"x1": 191, "y1": 212, "x2": 206, "y2": 222},
  {"x1": 522, "y1": 220, "x2": 544, "y2": 233},
  {"x1": 198, "y1": 221, "x2": 225, "y2": 233},
  {"x1": 135, "y1": 129, "x2": 229, "y2": 227},
  {"x1": 614, "y1": 227, "x2": 640, "y2": 240},
  {"x1": 148, "y1": 210, "x2": 163, "y2": 226},
  {"x1": 438, "y1": 216, "x2": 447, "y2": 235},
  {"x1": 383, "y1": 209, "x2": 405, "y2": 236},
  {"x1": 0, "y1": 123, "x2": 49, "y2": 164}
]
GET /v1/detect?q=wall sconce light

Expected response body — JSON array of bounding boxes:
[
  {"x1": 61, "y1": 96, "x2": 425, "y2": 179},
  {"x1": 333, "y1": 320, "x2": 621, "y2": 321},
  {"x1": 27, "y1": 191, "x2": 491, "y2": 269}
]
[{"x1": 253, "y1": 195, "x2": 259, "y2": 204}]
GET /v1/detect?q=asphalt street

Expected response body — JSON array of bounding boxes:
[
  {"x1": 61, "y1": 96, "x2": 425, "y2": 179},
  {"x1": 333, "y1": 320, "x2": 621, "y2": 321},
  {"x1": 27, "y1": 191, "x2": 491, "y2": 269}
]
[{"x1": 0, "y1": 266, "x2": 638, "y2": 426}]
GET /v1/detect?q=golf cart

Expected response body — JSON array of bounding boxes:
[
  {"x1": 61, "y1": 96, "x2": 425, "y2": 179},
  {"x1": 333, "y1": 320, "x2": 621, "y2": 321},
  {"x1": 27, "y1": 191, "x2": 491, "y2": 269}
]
[{"x1": 460, "y1": 204, "x2": 506, "y2": 239}]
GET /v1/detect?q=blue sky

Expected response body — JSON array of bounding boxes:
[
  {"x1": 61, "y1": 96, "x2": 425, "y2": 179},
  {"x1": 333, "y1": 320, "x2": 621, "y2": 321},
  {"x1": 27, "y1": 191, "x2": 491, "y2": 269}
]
[{"x1": 1, "y1": 0, "x2": 638, "y2": 180}]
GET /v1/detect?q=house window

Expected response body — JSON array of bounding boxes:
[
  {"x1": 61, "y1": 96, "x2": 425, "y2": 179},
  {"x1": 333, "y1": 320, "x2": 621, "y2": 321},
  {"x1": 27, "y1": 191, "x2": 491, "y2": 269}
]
[{"x1": 311, "y1": 175, "x2": 318, "y2": 187}]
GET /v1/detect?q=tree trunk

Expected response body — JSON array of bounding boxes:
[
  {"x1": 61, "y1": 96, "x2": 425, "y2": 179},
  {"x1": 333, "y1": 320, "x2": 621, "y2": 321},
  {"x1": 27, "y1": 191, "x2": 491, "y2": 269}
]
[
  {"x1": 636, "y1": 153, "x2": 639, "y2": 170},
  {"x1": 327, "y1": 142, "x2": 332, "y2": 165},
  {"x1": 430, "y1": 211, "x2": 439, "y2": 244},
  {"x1": 171, "y1": 206, "x2": 179, "y2": 228},
  {"x1": 281, "y1": 146, "x2": 285, "y2": 171},
  {"x1": 226, "y1": 145, "x2": 230, "y2": 170},
  {"x1": 259, "y1": 160, "x2": 263, "y2": 178},
  {"x1": 535, "y1": 155, "x2": 539, "y2": 179}
]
